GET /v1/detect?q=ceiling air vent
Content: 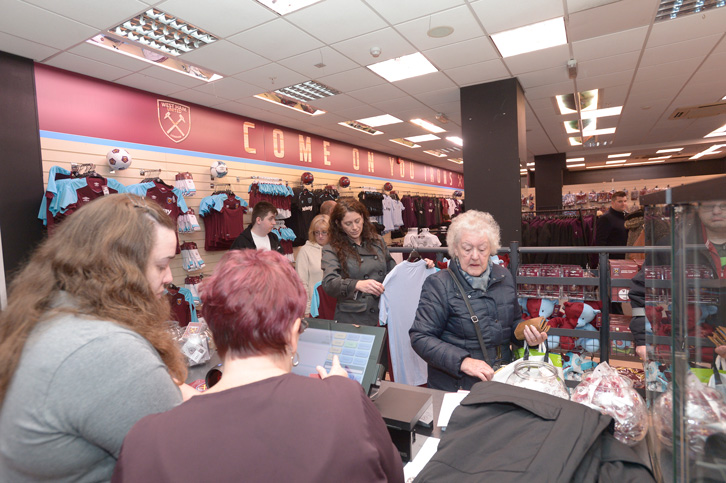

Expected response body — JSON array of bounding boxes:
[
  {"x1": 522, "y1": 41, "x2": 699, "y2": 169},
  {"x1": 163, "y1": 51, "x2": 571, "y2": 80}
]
[{"x1": 669, "y1": 101, "x2": 726, "y2": 120}]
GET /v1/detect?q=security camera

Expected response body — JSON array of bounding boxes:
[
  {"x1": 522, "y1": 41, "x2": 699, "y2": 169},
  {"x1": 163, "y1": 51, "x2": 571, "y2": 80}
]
[{"x1": 370, "y1": 47, "x2": 381, "y2": 58}]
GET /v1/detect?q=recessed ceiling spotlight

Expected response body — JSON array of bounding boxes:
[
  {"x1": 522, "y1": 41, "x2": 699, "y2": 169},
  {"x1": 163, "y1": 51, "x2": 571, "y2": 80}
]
[{"x1": 427, "y1": 25, "x2": 454, "y2": 38}]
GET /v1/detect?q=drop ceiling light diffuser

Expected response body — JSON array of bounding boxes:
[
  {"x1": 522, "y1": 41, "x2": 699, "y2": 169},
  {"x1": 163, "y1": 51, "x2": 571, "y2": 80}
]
[
  {"x1": 449, "y1": 158, "x2": 464, "y2": 164},
  {"x1": 446, "y1": 136, "x2": 463, "y2": 147},
  {"x1": 556, "y1": 90, "x2": 599, "y2": 114},
  {"x1": 405, "y1": 134, "x2": 440, "y2": 143},
  {"x1": 656, "y1": 0, "x2": 726, "y2": 22},
  {"x1": 356, "y1": 115, "x2": 402, "y2": 127},
  {"x1": 255, "y1": 0, "x2": 323, "y2": 15},
  {"x1": 87, "y1": 34, "x2": 222, "y2": 82},
  {"x1": 367, "y1": 52, "x2": 438, "y2": 82},
  {"x1": 108, "y1": 9, "x2": 218, "y2": 57},
  {"x1": 424, "y1": 149, "x2": 447, "y2": 157},
  {"x1": 491, "y1": 17, "x2": 567, "y2": 58},
  {"x1": 339, "y1": 121, "x2": 382, "y2": 135},
  {"x1": 411, "y1": 118, "x2": 446, "y2": 133},
  {"x1": 274, "y1": 80, "x2": 340, "y2": 102},
  {"x1": 704, "y1": 123, "x2": 726, "y2": 138},
  {"x1": 254, "y1": 92, "x2": 325, "y2": 116},
  {"x1": 390, "y1": 138, "x2": 420, "y2": 148}
]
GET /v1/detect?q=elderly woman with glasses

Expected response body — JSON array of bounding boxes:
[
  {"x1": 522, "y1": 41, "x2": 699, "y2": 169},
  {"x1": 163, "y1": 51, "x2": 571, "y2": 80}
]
[
  {"x1": 410, "y1": 210, "x2": 547, "y2": 391},
  {"x1": 296, "y1": 214, "x2": 330, "y2": 316},
  {"x1": 113, "y1": 249, "x2": 404, "y2": 482}
]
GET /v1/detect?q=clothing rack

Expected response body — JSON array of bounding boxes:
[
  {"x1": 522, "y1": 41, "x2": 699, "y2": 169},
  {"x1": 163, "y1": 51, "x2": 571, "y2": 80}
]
[
  {"x1": 356, "y1": 185, "x2": 382, "y2": 191},
  {"x1": 247, "y1": 176, "x2": 284, "y2": 182}
]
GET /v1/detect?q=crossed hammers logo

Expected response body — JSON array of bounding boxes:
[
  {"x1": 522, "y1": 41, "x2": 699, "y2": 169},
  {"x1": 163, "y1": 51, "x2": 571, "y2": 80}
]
[{"x1": 164, "y1": 111, "x2": 186, "y2": 135}]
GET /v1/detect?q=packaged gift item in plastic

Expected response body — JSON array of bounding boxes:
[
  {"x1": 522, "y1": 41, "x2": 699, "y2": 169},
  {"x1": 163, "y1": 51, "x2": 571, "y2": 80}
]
[
  {"x1": 571, "y1": 362, "x2": 648, "y2": 446},
  {"x1": 178, "y1": 320, "x2": 213, "y2": 366},
  {"x1": 653, "y1": 371, "x2": 726, "y2": 457}
]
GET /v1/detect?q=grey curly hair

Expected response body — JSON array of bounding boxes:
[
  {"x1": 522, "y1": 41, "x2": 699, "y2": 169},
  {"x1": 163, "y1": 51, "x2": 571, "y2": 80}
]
[{"x1": 446, "y1": 210, "x2": 501, "y2": 258}]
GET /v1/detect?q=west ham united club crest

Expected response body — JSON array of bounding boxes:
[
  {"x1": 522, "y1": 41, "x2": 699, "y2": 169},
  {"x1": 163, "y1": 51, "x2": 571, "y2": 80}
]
[{"x1": 158, "y1": 100, "x2": 191, "y2": 143}]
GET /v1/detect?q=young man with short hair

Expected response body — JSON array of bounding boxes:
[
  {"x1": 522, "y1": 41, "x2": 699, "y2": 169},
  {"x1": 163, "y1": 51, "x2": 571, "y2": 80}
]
[{"x1": 230, "y1": 201, "x2": 284, "y2": 254}]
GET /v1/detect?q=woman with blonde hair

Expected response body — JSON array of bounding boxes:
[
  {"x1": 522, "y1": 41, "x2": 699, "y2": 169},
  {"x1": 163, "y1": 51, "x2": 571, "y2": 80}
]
[
  {"x1": 296, "y1": 214, "x2": 330, "y2": 315},
  {"x1": 0, "y1": 194, "x2": 188, "y2": 481}
]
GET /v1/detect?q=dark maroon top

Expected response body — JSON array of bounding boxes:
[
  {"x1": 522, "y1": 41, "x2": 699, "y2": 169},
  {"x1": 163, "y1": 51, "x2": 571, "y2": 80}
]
[{"x1": 112, "y1": 373, "x2": 403, "y2": 483}]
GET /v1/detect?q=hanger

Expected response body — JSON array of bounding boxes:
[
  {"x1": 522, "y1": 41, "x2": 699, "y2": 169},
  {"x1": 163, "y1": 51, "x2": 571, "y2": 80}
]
[{"x1": 408, "y1": 249, "x2": 421, "y2": 263}]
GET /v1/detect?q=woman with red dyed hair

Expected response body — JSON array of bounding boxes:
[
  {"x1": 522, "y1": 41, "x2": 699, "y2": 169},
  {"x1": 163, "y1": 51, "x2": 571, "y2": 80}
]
[{"x1": 112, "y1": 250, "x2": 403, "y2": 483}]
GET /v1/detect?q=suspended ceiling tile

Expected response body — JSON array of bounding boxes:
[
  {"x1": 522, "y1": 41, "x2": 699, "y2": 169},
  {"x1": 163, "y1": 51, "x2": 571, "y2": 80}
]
[
  {"x1": 233, "y1": 62, "x2": 308, "y2": 91},
  {"x1": 280, "y1": 46, "x2": 358, "y2": 79},
  {"x1": 316, "y1": 67, "x2": 387, "y2": 93},
  {"x1": 504, "y1": 44, "x2": 570, "y2": 76},
  {"x1": 310, "y1": 93, "x2": 365, "y2": 111},
  {"x1": 138, "y1": 64, "x2": 207, "y2": 88},
  {"x1": 227, "y1": 18, "x2": 323, "y2": 62},
  {"x1": 394, "y1": 71, "x2": 457, "y2": 96},
  {"x1": 370, "y1": 96, "x2": 428, "y2": 114},
  {"x1": 517, "y1": 64, "x2": 569, "y2": 89},
  {"x1": 69, "y1": 42, "x2": 150, "y2": 72},
  {"x1": 415, "y1": 86, "x2": 460, "y2": 107},
  {"x1": 285, "y1": 0, "x2": 386, "y2": 44},
  {"x1": 471, "y1": 0, "x2": 564, "y2": 34},
  {"x1": 394, "y1": 5, "x2": 487, "y2": 52},
  {"x1": 330, "y1": 27, "x2": 412, "y2": 66},
  {"x1": 646, "y1": 7, "x2": 726, "y2": 48},
  {"x1": 567, "y1": 0, "x2": 656, "y2": 43},
  {"x1": 45, "y1": 52, "x2": 133, "y2": 82},
  {"x1": 156, "y1": 0, "x2": 276, "y2": 37},
  {"x1": 215, "y1": 101, "x2": 274, "y2": 120},
  {"x1": 0, "y1": 0, "x2": 99, "y2": 49},
  {"x1": 170, "y1": 87, "x2": 229, "y2": 107},
  {"x1": 194, "y1": 77, "x2": 261, "y2": 100},
  {"x1": 424, "y1": 37, "x2": 499, "y2": 71},
  {"x1": 179, "y1": 40, "x2": 268, "y2": 77},
  {"x1": 347, "y1": 83, "x2": 408, "y2": 104},
  {"x1": 22, "y1": 0, "x2": 148, "y2": 30},
  {"x1": 640, "y1": 33, "x2": 720, "y2": 68},
  {"x1": 577, "y1": 51, "x2": 639, "y2": 79},
  {"x1": 566, "y1": 0, "x2": 622, "y2": 14},
  {"x1": 576, "y1": 69, "x2": 635, "y2": 90},
  {"x1": 0, "y1": 32, "x2": 58, "y2": 61},
  {"x1": 444, "y1": 59, "x2": 510, "y2": 87},
  {"x1": 523, "y1": 80, "x2": 576, "y2": 100},
  {"x1": 364, "y1": 0, "x2": 466, "y2": 26},
  {"x1": 571, "y1": 26, "x2": 648, "y2": 62},
  {"x1": 115, "y1": 72, "x2": 189, "y2": 95},
  {"x1": 633, "y1": 56, "x2": 703, "y2": 84}
]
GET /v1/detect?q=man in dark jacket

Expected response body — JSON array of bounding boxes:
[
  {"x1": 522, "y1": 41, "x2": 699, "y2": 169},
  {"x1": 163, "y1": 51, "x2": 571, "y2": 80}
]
[
  {"x1": 230, "y1": 201, "x2": 284, "y2": 254},
  {"x1": 595, "y1": 190, "x2": 628, "y2": 258}
]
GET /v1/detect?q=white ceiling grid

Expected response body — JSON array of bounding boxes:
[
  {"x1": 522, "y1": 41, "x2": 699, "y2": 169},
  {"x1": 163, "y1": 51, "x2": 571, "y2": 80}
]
[{"x1": 0, "y1": 0, "x2": 724, "y2": 173}]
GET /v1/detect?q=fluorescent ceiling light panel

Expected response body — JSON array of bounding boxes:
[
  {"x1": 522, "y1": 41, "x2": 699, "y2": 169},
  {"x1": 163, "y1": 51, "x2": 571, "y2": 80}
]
[
  {"x1": 446, "y1": 136, "x2": 463, "y2": 146},
  {"x1": 526, "y1": 162, "x2": 535, "y2": 166},
  {"x1": 564, "y1": 119, "x2": 596, "y2": 134},
  {"x1": 569, "y1": 137, "x2": 582, "y2": 146},
  {"x1": 568, "y1": 163, "x2": 586, "y2": 167},
  {"x1": 648, "y1": 155, "x2": 672, "y2": 160},
  {"x1": 608, "y1": 153, "x2": 631, "y2": 158},
  {"x1": 424, "y1": 149, "x2": 447, "y2": 158},
  {"x1": 579, "y1": 106, "x2": 623, "y2": 120},
  {"x1": 274, "y1": 80, "x2": 340, "y2": 102},
  {"x1": 567, "y1": 157, "x2": 585, "y2": 162},
  {"x1": 367, "y1": 52, "x2": 438, "y2": 82},
  {"x1": 491, "y1": 17, "x2": 567, "y2": 58},
  {"x1": 87, "y1": 34, "x2": 222, "y2": 82},
  {"x1": 586, "y1": 128, "x2": 616, "y2": 135},
  {"x1": 556, "y1": 90, "x2": 599, "y2": 115},
  {"x1": 656, "y1": 148, "x2": 684, "y2": 153},
  {"x1": 449, "y1": 158, "x2": 464, "y2": 164},
  {"x1": 108, "y1": 9, "x2": 218, "y2": 57},
  {"x1": 338, "y1": 121, "x2": 382, "y2": 136},
  {"x1": 390, "y1": 138, "x2": 420, "y2": 148},
  {"x1": 254, "y1": 92, "x2": 325, "y2": 116},
  {"x1": 690, "y1": 144, "x2": 726, "y2": 160},
  {"x1": 356, "y1": 115, "x2": 402, "y2": 127},
  {"x1": 656, "y1": 0, "x2": 726, "y2": 22},
  {"x1": 704, "y1": 123, "x2": 726, "y2": 138},
  {"x1": 605, "y1": 160, "x2": 627, "y2": 164},
  {"x1": 255, "y1": 0, "x2": 322, "y2": 15},
  {"x1": 405, "y1": 134, "x2": 439, "y2": 142},
  {"x1": 410, "y1": 118, "x2": 446, "y2": 133},
  {"x1": 586, "y1": 165, "x2": 608, "y2": 169},
  {"x1": 722, "y1": 94, "x2": 726, "y2": 100}
]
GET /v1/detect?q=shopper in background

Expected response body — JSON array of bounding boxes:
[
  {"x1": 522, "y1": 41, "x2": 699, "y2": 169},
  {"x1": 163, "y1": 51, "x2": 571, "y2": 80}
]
[
  {"x1": 321, "y1": 198, "x2": 398, "y2": 326},
  {"x1": 112, "y1": 250, "x2": 403, "y2": 483},
  {"x1": 296, "y1": 214, "x2": 330, "y2": 316},
  {"x1": 319, "y1": 199, "x2": 336, "y2": 216},
  {"x1": 596, "y1": 190, "x2": 629, "y2": 257},
  {"x1": 0, "y1": 194, "x2": 190, "y2": 482},
  {"x1": 230, "y1": 201, "x2": 283, "y2": 253},
  {"x1": 410, "y1": 210, "x2": 547, "y2": 391}
]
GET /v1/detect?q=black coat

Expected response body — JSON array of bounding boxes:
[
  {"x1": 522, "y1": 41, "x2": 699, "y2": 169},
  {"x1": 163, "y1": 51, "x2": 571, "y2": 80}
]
[
  {"x1": 409, "y1": 263, "x2": 523, "y2": 391},
  {"x1": 414, "y1": 382, "x2": 655, "y2": 482},
  {"x1": 595, "y1": 207, "x2": 628, "y2": 258},
  {"x1": 230, "y1": 225, "x2": 284, "y2": 254}
]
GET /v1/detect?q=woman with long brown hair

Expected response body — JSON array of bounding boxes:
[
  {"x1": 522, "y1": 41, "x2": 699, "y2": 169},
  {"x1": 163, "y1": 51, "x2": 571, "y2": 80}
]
[
  {"x1": 321, "y1": 199, "x2": 403, "y2": 326},
  {"x1": 0, "y1": 194, "x2": 188, "y2": 481}
]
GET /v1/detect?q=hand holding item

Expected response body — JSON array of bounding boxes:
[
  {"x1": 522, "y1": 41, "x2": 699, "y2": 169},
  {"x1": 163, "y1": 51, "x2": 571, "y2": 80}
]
[
  {"x1": 522, "y1": 324, "x2": 548, "y2": 347},
  {"x1": 461, "y1": 357, "x2": 494, "y2": 382},
  {"x1": 716, "y1": 345, "x2": 726, "y2": 358},
  {"x1": 424, "y1": 258, "x2": 436, "y2": 269},
  {"x1": 355, "y1": 279, "x2": 384, "y2": 296},
  {"x1": 316, "y1": 355, "x2": 349, "y2": 379}
]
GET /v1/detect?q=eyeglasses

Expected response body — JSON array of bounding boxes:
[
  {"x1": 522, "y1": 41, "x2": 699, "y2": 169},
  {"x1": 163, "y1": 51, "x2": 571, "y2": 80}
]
[
  {"x1": 699, "y1": 202, "x2": 726, "y2": 212},
  {"x1": 314, "y1": 231, "x2": 329, "y2": 236},
  {"x1": 299, "y1": 318, "x2": 309, "y2": 334}
]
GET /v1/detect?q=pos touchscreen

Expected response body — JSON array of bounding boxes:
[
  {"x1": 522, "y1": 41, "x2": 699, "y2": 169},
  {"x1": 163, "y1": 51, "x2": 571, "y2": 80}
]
[{"x1": 291, "y1": 319, "x2": 386, "y2": 396}]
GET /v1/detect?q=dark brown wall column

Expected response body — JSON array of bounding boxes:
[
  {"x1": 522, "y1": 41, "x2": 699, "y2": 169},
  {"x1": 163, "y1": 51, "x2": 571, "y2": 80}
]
[
  {"x1": 460, "y1": 78, "x2": 527, "y2": 245},
  {"x1": 534, "y1": 153, "x2": 565, "y2": 210}
]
